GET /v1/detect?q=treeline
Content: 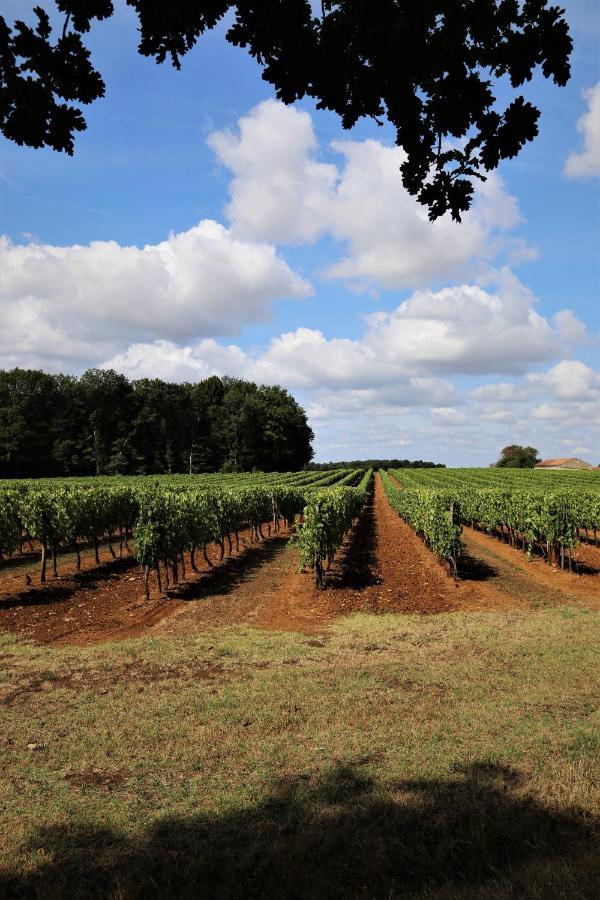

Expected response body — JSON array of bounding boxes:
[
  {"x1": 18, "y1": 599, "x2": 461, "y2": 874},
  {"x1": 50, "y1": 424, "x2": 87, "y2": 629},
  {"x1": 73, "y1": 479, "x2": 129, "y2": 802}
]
[
  {"x1": 0, "y1": 369, "x2": 314, "y2": 478},
  {"x1": 306, "y1": 459, "x2": 445, "y2": 471}
]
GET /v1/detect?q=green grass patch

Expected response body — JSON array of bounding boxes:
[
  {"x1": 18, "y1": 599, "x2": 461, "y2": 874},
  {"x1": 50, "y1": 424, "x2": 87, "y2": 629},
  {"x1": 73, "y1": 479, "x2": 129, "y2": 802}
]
[{"x1": 0, "y1": 607, "x2": 598, "y2": 899}]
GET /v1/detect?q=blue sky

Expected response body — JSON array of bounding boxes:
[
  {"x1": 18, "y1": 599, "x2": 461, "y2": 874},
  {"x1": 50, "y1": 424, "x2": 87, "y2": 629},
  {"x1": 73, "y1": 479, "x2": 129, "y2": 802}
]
[{"x1": 1, "y1": 0, "x2": 599, "y2": 465}]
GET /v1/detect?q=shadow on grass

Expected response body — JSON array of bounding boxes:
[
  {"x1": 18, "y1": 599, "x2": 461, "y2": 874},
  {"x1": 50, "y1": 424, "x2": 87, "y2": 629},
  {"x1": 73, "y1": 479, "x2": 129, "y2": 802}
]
[{"x1": 2, "y1": 762, "x2": 597, "y2": 899}]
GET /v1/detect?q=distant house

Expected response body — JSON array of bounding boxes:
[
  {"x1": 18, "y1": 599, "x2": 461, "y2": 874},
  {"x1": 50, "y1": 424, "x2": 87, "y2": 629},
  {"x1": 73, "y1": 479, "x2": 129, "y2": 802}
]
[{"x1": 534, "y1": 457, "x2": 595, "y2": 470}]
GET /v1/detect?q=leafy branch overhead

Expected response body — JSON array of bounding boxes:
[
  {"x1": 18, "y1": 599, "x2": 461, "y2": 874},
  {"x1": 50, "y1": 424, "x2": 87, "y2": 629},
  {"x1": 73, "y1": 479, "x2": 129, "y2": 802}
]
[{"x1": 0, "y1": 1, "x2": 572, "y2": 220}]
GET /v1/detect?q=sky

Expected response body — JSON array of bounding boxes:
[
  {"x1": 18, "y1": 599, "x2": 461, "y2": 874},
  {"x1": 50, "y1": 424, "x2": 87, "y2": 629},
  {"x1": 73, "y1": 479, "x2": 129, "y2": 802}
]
[{"x1": 0, "y1": 0, "x2": 599, "y2": 466}]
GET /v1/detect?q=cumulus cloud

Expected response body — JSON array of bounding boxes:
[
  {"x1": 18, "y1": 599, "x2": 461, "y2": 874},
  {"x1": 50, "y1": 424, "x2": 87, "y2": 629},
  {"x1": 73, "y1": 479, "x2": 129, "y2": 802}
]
[
  {"x1": 464, "y1": 358, "x2": 600, "y2": 464},
  {"x1": 553, "y1": 308, "x2": 591, "y2": 346},
  {"x1": 98, "y1": 274, "x2": 599, "y2": 463},
  {"x1": 528, "y1": 359, "x2": 600, "y2": 401},
  {"x1": 2, "y1": 97, "x2": 597, "y2": 464},
  {"x1": 470, "y1": 383, "x2": 532, "y2": 404},
  {"x1": 430, "y1": 407, "x2": 469, "y2": 426},
  {"x1": 102, "y1": 332, "x2": 460, "y2": 408},
  {"x1": 564, "y1": 83, "x2": 600, "y2": 178},
  {"x1": 101, "y1": 271, "x2": 581, "y2": 390},
  {"x1": 472, "y1": 360, "x2": 600, "y2": 404},
  {"x1": 323, "y1": 141, "x2": 523, "y2": 288},
  {"x1": 0, "y1": 222, "x2": 311, "y2": 370},
  {"x1": 360, "y1": 271, "x2": 575, "y2": 376},
  {"x1": 209, "y1": 99, "x2": 529, "y2": 289},
  {"x1": 102, "y1": 338, "x2": 250, "y2": 384},
  {"x1": 207, "y1": 100, "x2": 337, "y2": 245},
  {"x1": 76, "y1": 333, "x2": 600, "y2": 464}
]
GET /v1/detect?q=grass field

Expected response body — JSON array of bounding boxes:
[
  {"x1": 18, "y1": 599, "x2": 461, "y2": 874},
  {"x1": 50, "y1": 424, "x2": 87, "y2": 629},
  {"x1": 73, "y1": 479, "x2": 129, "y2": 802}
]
[{"x1": 1, "y1": 606, "x2": 599, "y2": 899}]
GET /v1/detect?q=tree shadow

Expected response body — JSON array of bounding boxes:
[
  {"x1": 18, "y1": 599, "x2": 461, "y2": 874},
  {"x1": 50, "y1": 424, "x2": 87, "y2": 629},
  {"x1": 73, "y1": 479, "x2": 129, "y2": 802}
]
[
  {"x1": 464, "y1": 528, "x2": 600, "y2": 578},
  {"x1": 2, "y1": 762, "x2": 597, "y2": 899},
  {"x1": 325, "y1": 485, "x2": 380, "y2": 590},
  {"x1": 0, "y1": 550, "x2": 41, "y2": 571}
]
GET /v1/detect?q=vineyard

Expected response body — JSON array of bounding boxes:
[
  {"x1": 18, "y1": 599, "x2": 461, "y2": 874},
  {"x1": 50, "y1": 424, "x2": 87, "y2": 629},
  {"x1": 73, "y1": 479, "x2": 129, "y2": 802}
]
[
  {"x1": 382, "y1": 467, "x2": 600, "y2": 575},
  {"x1": 1, "y1": 466, "x2": 599, "y2": 606},
  {"x1": 1, "y1": 466, "x2": 599, "y2": 898},
  {"x1": 0, "y1": 467, "x2": 372, "y2": 597}
]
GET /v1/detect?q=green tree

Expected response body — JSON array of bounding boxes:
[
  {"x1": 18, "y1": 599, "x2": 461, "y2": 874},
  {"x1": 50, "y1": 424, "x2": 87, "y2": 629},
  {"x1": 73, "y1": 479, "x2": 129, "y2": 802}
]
[
  {"x1": 496, "y1": 445, "x2": 540, "y2": 468},
  {"x1": 129, "y1": 378, "x2": 173, "y2": 474},
  {"x1": 1, "y1": 1, "x2": 572, "y2": 221},
  {"x1": 0, "y1": 369, "x2": 58, "y2": 477},
  {"x1": 50, "y1": 373, "x2": 90, "y2": 475},
  {"x1": 79, "y1": 369, "x2": 133, "y2": 474},
  {"x1": 0, "y1": 368, "x2": 314, "y2": 477},
  {"x1": 189, "y1": 376, "x2": 226, "y2": 473},
  {"x1": 258, "y1": 384, "x2": 314, "y2": 471},
  {"x1": 216, "y1": 379, "x2": 264, "y2": 472}
]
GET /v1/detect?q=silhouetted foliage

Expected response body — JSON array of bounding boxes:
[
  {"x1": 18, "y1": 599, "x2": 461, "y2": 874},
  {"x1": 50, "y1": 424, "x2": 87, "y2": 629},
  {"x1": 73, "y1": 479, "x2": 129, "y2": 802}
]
[
  {"x1": 0, "y1": 763, "x2": 597, "y2": 899},
  {"x1": 0, "y1": 368, "x2": 314, "y2": 477},
  {"x1": 0, "y1": 1, "x2": 572, "y2": 221}
]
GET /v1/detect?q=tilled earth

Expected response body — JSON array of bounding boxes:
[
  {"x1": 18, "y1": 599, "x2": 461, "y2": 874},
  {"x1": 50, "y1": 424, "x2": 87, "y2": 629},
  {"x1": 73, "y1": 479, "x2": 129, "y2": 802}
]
[{"x1": 0, "y1": 475, "x2": 598, "y2": 645}]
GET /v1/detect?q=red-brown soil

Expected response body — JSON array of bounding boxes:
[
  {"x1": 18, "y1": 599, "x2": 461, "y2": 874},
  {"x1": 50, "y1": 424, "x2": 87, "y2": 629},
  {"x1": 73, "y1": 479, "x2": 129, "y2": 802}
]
[
  {"x1": 0, "y1": 526, "x2": 290, "y2": 645},
  {"x1": 0, "y1": 475, "x2": 598, "y2": 646},
  {"x1": 463, "y1": 526, "x2": 600, "y2": 600}
]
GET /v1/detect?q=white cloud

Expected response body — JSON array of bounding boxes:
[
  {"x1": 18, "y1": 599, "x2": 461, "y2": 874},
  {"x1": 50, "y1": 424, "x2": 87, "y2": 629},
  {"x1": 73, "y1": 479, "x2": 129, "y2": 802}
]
[
  {"x1": 531, "y1": 402, "x2": 565, "y2": 420},
  {"x1": 0, "y1": 222, "x2": 312, "y2": 370},
  {"x1": 97, "y1": 293, "x2": 600, "y2": 462},
  {"x1": 528, "y1": 359, "x2": 600, "y2": 401},
  {"x1": 564, "y1": 83, "x2": 600, "y2": 178},
  {"x1": 470, "y1": 383, "x2": 531, "y2": 403},
  {"x1": 553, "y1": 308, "x2": 591, "y2": 346},
  {"x1": 207, "y1": 100, "x2": 337, "y2": 245},
  {"x1": 2, "y1": 98, "x2": 597, "y2": 466},
  {"x1": 102, "y1": 271, "x2": 578, "y2": 391},
  {"x1": 100, "y1": 337, "x2": 600, "y2": 463},
  {"x1": 361, "y1": 272, "x2": 565, "y2": 376},
  {"x1": 323, "y1": 141, "x2": 522, "y2": 289},
  {"x1": 102, "y1": 338, "x2": 250, "y2": 383},
  {"x1": 471, "y1": 360, "x2": 600, "y2": 405},
  {"x1": 209, "y1": 99, "x2": 529, "y2": 289},
  {"x1": 431, "y1": 407, "x2": 469, "y2": 426},
  {"x1": 102, "y1": 333, "x2": 460, "y2": 408},
  {"x1": 463, "y1": 358, "x2": 600, "y2": 465}
]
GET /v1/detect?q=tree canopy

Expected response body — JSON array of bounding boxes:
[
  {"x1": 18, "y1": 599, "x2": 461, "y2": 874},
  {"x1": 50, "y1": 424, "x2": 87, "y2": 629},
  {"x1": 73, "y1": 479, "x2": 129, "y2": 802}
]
[
  {"x1": 0, "y1": 369, "x2": 314, "y2": 477},
  {"x1": 307, "y1": 458, "x2": 444, "y2": 471},
  {"x1": 0, "y1": 1, "x2": 572, "y2": 221},
  {"x1": 495, "y1": 444, "x2": 540, "y2": 468}
]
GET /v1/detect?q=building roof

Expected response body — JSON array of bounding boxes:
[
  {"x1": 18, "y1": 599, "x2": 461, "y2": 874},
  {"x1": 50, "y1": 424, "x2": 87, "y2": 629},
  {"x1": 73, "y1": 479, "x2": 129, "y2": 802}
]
[{"x1": 534, "y1": 457, "x2": 591, "y2": 468}]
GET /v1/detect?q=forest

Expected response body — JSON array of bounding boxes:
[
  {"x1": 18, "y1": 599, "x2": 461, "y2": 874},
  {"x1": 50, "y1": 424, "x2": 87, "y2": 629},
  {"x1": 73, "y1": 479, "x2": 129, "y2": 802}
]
[
  {"x1": 307, "y1": 459, "x2": 444, "y2": 471},
  {"x1": 0, "y1": 369, "x2": 314, "y2": 478}
]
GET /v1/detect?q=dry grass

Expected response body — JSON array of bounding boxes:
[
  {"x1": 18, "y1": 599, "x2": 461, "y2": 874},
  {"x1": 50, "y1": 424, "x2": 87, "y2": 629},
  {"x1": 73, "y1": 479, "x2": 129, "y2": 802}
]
[{"x1": 0, "y1": 606, "x2": 599, "y2": 899}]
